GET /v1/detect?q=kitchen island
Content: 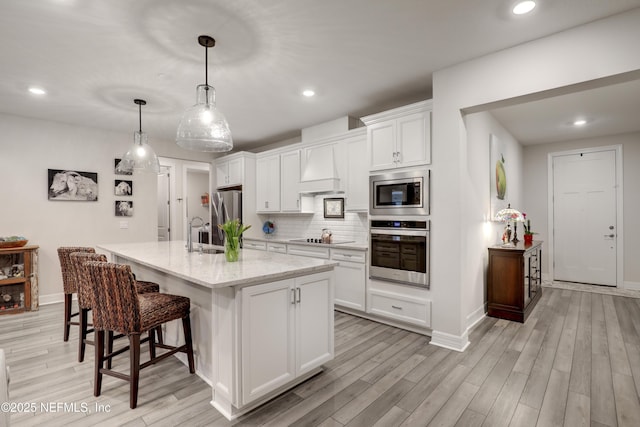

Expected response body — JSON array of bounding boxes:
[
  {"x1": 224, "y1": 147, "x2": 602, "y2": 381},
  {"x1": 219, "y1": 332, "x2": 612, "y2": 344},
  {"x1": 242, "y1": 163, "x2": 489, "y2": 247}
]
[{"x1": 97, "y1": 240, "x2": 336, "y2": 420}]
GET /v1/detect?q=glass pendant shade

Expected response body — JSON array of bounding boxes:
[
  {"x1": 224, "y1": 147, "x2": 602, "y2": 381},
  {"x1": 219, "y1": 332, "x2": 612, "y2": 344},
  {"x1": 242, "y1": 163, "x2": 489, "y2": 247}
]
[
  {"x1": 176, "y1": 84, "x2": 233, "y2": 152},
  {"x1": 117, "y1": 131, "x2": 160, "y2": 174}
]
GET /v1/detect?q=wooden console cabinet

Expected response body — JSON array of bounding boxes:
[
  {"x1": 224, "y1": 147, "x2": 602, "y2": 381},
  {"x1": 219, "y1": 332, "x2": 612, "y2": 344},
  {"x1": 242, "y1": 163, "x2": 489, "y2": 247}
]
[
  {"x1": 487, "y1": 241, "x2": 542, "y2": 323},
  {"x1": 0, "y1": 245, "x2": 39, "y2": 314}
]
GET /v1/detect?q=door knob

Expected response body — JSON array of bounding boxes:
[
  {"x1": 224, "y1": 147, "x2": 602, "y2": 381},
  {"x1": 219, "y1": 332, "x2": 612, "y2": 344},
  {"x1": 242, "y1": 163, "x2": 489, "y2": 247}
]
[{"x1": 605, "y1": 234, "x2": 615, "y2": 238}]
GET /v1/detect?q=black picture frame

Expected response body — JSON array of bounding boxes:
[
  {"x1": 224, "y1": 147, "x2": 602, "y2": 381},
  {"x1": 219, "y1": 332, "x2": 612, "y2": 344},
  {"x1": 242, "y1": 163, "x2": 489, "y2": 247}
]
[
  {"x1": 47, "y1": 169, "x2": 98, "y2": 201},
  {"x1": 324, "y1": 197, "x2": 344, "y2": 218}
]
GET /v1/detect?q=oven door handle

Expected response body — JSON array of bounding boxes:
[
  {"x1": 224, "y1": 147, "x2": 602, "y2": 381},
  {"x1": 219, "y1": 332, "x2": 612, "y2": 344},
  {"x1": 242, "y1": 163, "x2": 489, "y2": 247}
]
[{"x1": 370, "y1": 229, "x2": 428, "y2": 237}]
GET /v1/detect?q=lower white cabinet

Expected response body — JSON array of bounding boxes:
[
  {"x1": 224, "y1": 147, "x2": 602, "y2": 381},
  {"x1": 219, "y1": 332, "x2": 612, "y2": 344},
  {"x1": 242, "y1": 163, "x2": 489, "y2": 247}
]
[
  {"x1": 266, "y1": 242, "x2": 287, "y2": 254},
  {"x1": 331, "y1": 248, "x2": 366, "y2": 311},
  {"x1": 240, "y1": 271, "x2": 334, "y2": 405},
  {"x1": 367, "y1": 280, "x2": 431, "y2": 329},
  {"x1": 242, "y1": 239, "x2": 266, "y2": 251}
]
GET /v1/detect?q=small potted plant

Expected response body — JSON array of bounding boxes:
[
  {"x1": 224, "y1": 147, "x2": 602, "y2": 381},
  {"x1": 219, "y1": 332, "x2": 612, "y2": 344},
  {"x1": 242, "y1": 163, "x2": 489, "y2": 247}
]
[
  {"x1": 218, "y1": 219, "x2": 251, "y2": 262},
  {"x1": 522, "y1": 213, "x2": 535, "y2": 244}
]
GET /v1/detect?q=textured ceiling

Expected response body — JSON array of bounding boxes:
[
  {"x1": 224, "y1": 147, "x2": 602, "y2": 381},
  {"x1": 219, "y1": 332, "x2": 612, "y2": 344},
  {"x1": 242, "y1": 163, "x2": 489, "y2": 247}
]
[{"x1": 1, "y1": 0, "x2": 639, "y2": 150}]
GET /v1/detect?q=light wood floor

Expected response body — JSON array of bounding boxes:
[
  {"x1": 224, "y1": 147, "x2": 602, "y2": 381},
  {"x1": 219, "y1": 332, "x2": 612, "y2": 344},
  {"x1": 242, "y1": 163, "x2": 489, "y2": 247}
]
[{"x1": 3, "y1": 286, "x2": 640, "y2": 426}]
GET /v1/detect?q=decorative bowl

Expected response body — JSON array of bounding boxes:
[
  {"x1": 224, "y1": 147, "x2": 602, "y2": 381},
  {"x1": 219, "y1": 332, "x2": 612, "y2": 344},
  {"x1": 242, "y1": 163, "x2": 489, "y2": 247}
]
[{"x1": 0, "y1": 239, "x2": 28, "y2": 248}]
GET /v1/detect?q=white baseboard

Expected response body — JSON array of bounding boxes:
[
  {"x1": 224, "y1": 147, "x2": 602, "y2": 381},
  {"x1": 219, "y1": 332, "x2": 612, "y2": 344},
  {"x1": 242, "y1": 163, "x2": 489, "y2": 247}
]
[
  {"x1": 623, "y1": 281, "x2": 640, "y2": 291},
  {"x1": 39, "y1": 293, "x2": 67, "y2": 306},
  {"x1": 466, "y1": 304, "x2": 486, "y2": 331},
  {"x1": 430, "y1": 329, "x2": 470, "y2": 352}
]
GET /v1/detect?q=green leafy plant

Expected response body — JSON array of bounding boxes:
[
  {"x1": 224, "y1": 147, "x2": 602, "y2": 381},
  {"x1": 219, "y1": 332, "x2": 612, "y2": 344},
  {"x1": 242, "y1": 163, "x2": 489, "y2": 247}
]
[
  {"x1": 218, "y1": 219, "x2": 251, "y2": 251},
  {"x1": 522, "y1": 213, "x2": 536, "y2": 235}
]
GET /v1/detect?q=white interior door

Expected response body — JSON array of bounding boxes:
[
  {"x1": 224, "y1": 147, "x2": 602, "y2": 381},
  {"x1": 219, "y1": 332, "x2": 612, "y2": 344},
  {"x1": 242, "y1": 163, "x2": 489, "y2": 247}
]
[
  {"x1": 552, "y1": 150, "x2": 617, "y2": 286},
  {"x1": 157, "y1": 166, "x2": 171, "y2": 241}
]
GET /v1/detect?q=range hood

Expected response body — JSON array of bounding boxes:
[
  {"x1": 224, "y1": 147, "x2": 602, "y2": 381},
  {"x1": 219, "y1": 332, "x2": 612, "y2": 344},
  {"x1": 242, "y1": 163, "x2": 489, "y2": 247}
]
[
  {"x1": 298, "y1": 116, "x2": 361, "y2": 194},
  {"x1": 299, "y1": 143, "x2": 341, "y2": 194}
]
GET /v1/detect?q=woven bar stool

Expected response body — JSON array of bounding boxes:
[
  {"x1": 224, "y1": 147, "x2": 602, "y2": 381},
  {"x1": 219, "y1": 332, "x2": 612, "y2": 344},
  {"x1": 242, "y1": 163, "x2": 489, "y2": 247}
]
[
  {"x1": 70, "y1": 252, "x2": 163, "y2": 363},
  {"x1": 85, "y1": 261, "x2": 195, "y2": 409},
  {"x1": 58, "y1": 246, "x2": 95, "y2": 342}
]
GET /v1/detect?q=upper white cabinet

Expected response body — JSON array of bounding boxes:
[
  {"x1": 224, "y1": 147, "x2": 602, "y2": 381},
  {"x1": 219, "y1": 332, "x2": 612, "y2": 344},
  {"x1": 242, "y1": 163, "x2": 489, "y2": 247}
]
[
  {"x1": 343, "y1": 129, "x2": 368, "y2": 211},
  {"x1": 216, "y1": 154, "x2": 245, "y2": 188},
  {"x1": 256, "y1": 154, "x2": 281, "y2": 212},
  {"x1": 280, "y1": 150, "x2": 313, "y2": 213},
  {"x1": 362, "y1": 100, "x2": 432, "y2": 172}
]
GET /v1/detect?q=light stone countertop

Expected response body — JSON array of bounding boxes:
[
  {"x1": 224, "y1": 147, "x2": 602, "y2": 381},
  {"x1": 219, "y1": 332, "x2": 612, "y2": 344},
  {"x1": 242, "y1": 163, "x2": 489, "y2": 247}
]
[
  {"x1": 97, "y1": 240, "x2": 337, "y2": 290},
  {"x1": 244, "y1": 237, "x2": 368, "y2": 251}
]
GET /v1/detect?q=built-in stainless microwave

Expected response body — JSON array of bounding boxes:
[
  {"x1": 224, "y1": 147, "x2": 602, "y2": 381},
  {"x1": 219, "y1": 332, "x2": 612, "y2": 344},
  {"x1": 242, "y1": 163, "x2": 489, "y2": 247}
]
[{"x1": 369, "y1": 169, "x2": 429, "y2": 216}]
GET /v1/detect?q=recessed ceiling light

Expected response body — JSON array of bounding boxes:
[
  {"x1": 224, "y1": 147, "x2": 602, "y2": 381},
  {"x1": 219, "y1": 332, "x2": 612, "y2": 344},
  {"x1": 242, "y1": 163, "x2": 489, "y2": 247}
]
[
  {"x1": 302, "y1": 89, "x2": 315, "y2": 97},
  {"x1": 513, "y1": 1, "x2": 536, "y2": 15},
  {"x1": 28, "y1": 86, "x2": 46, "y2": 95},
  {"x1": 573, "y1": 119, "x2": 587, "y2": 126}
]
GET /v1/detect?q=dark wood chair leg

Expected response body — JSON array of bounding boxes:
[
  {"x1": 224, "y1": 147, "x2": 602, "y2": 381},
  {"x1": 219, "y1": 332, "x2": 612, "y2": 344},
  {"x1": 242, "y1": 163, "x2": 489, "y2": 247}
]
[
  {"x1": 64, "y1": 294, "x2": 72, "y2": 341},
  {"x1": 156, "y1": 325, "x2": 163, "y2": 345},
  {"x1": 129, "y1": 334, "x2": 141, "y2": 409},
  {"x1": 182, "y1": 316, "x2": 195, "y2": 374},
  {"x1": 148, "y1": 328, "x2": 156, "y2": 360},
  {"x1": 107, "y1": 331, "x2": 114, "y2": 369},
  {"x1": 78, "y1": 308, "x2": 88, "y2": 362},
  {"x1": 94, "y1": 330, "x2": 104, "y2": 397}
]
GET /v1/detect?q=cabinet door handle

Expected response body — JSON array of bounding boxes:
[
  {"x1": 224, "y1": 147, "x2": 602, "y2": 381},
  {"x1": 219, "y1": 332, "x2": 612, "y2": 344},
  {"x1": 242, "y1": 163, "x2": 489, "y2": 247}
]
[
  {"x1": 291, "y1": 288, "x2": 296, "y2": 305},
  {"x1": 396, "y1": 151, "x2": 401, "y2": 163},
  {"x1": 296, "y1": 287, "x2": 301, "y2": 303},
  {"x1": 391, "y1": 305, "x2": 403, "y2": 310}
]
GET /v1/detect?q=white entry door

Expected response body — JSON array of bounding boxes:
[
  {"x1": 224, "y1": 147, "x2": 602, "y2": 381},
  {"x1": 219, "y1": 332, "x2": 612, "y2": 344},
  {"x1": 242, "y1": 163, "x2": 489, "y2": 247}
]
[
  {"x1": 157, "y1": 166, "x2": 171, "y2": 241},
  {"x1": 552, "y1": 149, "x2": 617, "y2": 286}
]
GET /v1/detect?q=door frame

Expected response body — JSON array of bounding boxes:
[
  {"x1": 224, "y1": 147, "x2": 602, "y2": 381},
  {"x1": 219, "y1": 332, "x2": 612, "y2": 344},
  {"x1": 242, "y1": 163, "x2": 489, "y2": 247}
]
[{"x1": 547, "y1": 144, "x2": 624, "y2": 287}]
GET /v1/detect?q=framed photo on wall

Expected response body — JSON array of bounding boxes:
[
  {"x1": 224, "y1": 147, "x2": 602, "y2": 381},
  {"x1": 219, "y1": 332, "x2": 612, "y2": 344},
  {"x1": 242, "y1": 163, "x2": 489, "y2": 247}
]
[
  {"x1": 48, "y1": 169, "x2": 98, "y2": 201},
  {"x1": 114, "y1": 179, "x2": 133, "y2": 196},
  {"x1": 490, "y1": 134, "x2": 509, "y2": 219},
  {"x1": 115, "y1": 200, "x2": 133, "y2": 217},
  {"x1": 324, "y1": 197, "x2": 344, "y2": 218},
  {"x1": 114, "y1": 158, "x2": 132, "y2": 175}
]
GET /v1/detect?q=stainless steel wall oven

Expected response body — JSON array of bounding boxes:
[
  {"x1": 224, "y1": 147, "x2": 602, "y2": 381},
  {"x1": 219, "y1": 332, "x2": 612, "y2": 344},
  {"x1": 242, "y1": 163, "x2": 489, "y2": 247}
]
[{"x1": 369, "y1": 219, "x2": 429, "y2": 288}]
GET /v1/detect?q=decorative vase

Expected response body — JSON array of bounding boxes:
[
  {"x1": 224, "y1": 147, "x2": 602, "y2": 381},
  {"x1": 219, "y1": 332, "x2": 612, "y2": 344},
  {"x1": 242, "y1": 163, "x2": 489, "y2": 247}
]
[
  {"x1": 224, "y1": 237, "x2": 240, "y2": 262},
  {"x1": 524, "y1": 234, "x2": 533, "y2": 245}
]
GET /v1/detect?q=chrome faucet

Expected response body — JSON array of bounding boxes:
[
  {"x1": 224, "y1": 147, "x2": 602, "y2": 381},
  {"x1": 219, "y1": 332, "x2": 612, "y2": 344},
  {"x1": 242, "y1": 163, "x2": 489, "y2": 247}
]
[{"x1": 187, "y1": 216, "x2": 205, "y2": 252}]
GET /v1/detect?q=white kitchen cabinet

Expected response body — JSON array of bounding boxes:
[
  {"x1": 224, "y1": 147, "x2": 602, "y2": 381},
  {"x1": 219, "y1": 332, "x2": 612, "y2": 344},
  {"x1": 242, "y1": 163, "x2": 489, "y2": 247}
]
[
  {"x1": 367, "y1": 278, "x2": 431, "y2": 329},
  {"x1": 266, "y1": 242, "x2": 287, "y2": 254},
  {"x1": 242, "y1": 239, "x2": 266, "y2": 251},
  {"x1": 287, "y1": 244, "x2": 330, "y2": 259},
  {"x1": 362, "y1": 100, "x2": 432, "y2": 172},
  {"x1": 256, "y1": 154, "x2": 281, "y2": 212},
  {"x1": 343, "y1": 130, "x2": 368, "y2": 211},
  {"x1": 240, "y1": 271, "x2": 333, "y2": 405},
  {"x1": 216, "y1": 155, "x2": 244, "y2": 188},
  {"x1": 331, "y1": 248, "x2": 366, "y2": 311},
  {"x1": 280, "y1": 149, "x2": 313, "y2": 213}
]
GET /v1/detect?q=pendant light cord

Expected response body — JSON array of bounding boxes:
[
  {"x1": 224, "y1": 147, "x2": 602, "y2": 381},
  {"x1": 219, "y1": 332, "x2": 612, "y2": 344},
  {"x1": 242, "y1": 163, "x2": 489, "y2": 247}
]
[
  {"x1": 138, "y1": 102, "x2": 142, "y2": 132},
  {"x1": 204, "y1": 43, "x2": 209, "y2": 87}
]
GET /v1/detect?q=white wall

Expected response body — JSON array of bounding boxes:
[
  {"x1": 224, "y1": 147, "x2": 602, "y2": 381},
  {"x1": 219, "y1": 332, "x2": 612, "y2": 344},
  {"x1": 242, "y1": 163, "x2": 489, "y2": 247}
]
[
  {"x1": 523, "y1": 131, "x2": 640, "y2": 286},
  {"x1": 463, "y1": 111, "x2": 523, "y2": 327},
  {"x1": 0, "y1": 113, "x2": 212, "y2": 303},
  {"x1": 430, "y1": 8, "x2": 640, "y2": 347}
]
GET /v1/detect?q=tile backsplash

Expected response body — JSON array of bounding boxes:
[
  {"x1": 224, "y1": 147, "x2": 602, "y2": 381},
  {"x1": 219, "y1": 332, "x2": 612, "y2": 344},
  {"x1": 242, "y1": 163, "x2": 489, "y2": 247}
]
[{"x1": 257, "y1": 196, "x2": 369, "y2": 243}]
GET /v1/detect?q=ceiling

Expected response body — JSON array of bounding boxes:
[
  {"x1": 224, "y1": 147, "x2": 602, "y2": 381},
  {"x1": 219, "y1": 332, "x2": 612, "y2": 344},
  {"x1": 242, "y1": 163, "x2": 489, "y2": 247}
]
[{"x1": 1, "y1": 0, "x2": 640, "y2": 151}]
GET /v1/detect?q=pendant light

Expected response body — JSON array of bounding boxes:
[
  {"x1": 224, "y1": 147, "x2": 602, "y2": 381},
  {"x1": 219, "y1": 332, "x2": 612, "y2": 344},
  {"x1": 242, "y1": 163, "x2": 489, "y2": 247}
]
[
  {"x1": 116, "y1": 99, "x2": 161, "y2": 174},
  {"x1": 176, "y1": 35, "x2": 233, "y2": 152}
]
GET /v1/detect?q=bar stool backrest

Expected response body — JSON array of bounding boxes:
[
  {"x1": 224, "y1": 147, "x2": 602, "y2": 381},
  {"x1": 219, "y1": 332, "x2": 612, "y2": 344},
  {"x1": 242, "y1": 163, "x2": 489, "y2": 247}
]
[
  {"x1": 69, "y1": 252, "x2": 107, "y2": 309},
  {"x1": 84, "y1": 261, "x2": 141, "y2": 335},
  {"x1": 57, "y1": 247, "x2": 95, "y2": 294}
]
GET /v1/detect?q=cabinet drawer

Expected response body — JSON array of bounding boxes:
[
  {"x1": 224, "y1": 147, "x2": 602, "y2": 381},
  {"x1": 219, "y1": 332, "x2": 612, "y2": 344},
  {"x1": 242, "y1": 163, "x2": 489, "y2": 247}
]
[
  {"x1": 368, "y1": 290, "x2": 431, "y2": 328},
  {"x1": 287, "y1": 245, "x2": 330, "y2": 259},
  {"x1": 243, "y1": 240, "x2": 266, "y2": 251},
  {"x1": 330, "y1": 249, "x2": 365, "y2": 264},
  {"x1": 267, "y1": 242, "x2": 287, "y2": 254}
]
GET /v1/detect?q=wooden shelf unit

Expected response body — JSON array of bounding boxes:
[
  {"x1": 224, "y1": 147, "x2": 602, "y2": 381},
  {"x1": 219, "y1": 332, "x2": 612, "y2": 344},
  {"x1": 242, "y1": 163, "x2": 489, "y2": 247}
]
[
  {"x1": 487, "y1": 241, "x2": 542, "y2": 323},
  {"x1": 0, "y1": 245, "x2": 39, "y2": 314}
]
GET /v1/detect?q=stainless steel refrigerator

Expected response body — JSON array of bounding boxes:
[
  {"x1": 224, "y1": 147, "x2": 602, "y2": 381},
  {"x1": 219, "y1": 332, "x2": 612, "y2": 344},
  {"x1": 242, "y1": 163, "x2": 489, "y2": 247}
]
[{"x1": 211, "y1": 190, "x2": 242, "y2": 246}]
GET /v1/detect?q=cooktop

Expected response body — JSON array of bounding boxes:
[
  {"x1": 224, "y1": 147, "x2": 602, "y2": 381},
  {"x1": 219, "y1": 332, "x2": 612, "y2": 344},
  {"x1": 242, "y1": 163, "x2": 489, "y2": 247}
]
[{"x1": 289, "y1": 238, "x2": 355, "y2": 245}]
